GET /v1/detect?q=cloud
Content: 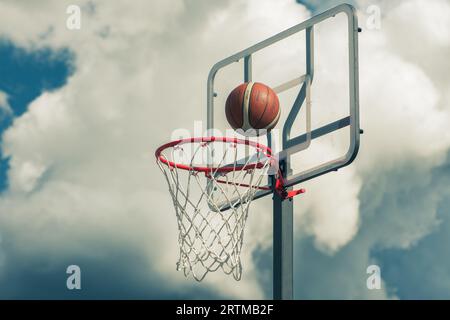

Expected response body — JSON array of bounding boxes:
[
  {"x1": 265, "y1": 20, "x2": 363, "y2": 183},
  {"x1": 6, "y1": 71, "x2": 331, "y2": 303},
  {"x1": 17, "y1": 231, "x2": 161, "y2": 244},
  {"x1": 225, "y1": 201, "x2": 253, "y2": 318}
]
[
  {"x1": 290, "y1": 0, "x2": 450, "y2": 299},
  {"x1": 0, "y1": 91, "x2": 12, "y2": 117},
  {"x1": 355, "y1": 0, "x2": 450, "y2": 252},
  {"x1": 0, "y1": 0, "x2": 449, "y2": 299},
  {"x1": 0, "y1": 0, "x2": 308, "y2": 299},
  {"x1": 374, "y1": 188, "x2": 450, "y2": 299}
]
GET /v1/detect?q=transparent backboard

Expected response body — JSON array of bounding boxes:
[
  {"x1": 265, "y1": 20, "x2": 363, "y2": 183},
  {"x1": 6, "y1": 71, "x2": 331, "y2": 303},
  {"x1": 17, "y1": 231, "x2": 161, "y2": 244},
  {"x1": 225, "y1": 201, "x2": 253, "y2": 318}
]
[{"x1": 207, "y1": 4, "x2": 360, "y2": 200}]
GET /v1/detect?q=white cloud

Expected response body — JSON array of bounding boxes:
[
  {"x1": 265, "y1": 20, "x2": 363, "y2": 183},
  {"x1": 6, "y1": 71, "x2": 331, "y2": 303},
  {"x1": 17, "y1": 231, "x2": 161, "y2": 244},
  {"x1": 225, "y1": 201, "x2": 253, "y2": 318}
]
[
  {"x1": 299, "y1": 162, "x2": 362, "y2": 253},
  {"x1": 354, "y1": 0, "x2": 450, "y2": 245},
  {"x1": 0, "y1": 91, "x2": 12, "y2": 116},
  {"x1": 0, "y1": 0, "x2": 449, "y2": 299},
  {"x1": 0, "y1": 0, "x2": 308, "y2": 299}
]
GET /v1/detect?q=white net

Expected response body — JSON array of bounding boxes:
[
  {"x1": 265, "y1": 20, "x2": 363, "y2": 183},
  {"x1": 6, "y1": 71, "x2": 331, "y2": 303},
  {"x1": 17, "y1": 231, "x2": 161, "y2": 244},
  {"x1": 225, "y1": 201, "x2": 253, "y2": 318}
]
[{"x1": 156, "y1": 137, "x2": 272, "y2": 281}]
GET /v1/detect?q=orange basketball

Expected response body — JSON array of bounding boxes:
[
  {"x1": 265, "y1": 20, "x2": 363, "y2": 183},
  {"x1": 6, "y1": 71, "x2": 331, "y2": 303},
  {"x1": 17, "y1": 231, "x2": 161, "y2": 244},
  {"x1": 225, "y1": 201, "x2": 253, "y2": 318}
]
[{"x1": 225, "y1": 82, "x2": 280, "y2": 134}]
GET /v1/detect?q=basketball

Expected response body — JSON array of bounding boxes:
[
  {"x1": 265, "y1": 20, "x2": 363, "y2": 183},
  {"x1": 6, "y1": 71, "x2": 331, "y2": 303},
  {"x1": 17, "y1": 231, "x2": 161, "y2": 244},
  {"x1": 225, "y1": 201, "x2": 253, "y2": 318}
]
[{"x1": 225, "y1": 82, "x2": 280, "y2": 134}]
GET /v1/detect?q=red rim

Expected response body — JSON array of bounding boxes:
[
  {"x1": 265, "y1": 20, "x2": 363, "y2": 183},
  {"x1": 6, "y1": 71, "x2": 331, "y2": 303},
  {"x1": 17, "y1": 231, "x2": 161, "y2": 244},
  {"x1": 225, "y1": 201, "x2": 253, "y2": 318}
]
[{"x1": 155, "y1": 136, "x2": 273, "y2": 173}]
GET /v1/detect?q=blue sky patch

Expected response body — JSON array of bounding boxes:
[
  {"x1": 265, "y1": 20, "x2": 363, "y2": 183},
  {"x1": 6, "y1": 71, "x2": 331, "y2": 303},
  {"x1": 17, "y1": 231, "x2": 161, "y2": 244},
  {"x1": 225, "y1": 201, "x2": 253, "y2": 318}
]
[
  {"x1": 296, "y1": 0, "x2": 358, "y2": 14},
  {"x1": 0, "y1": 40, "x2": 74, "y2": 192}
]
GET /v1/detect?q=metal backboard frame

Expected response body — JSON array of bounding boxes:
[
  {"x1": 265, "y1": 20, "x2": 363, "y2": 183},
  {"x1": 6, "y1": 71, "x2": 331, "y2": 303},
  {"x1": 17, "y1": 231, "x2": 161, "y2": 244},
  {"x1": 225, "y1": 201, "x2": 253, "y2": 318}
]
[{"x1": 206, "y1": 4, "x2": 360, "y2": 299}]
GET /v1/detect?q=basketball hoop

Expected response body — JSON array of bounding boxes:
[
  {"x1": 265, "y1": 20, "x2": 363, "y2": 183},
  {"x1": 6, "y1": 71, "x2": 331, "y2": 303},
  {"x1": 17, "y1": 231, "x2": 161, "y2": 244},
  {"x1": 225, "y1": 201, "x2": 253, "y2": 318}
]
[
  {"x1": 155, "y1": 2, "x2": 360, "y2": 299},
  {"x1": 156, "y1": 136, "x2": 306, "y2": 281},
  {"x1": 155, "y1": 137, "x2": 274, "y2": 281}
]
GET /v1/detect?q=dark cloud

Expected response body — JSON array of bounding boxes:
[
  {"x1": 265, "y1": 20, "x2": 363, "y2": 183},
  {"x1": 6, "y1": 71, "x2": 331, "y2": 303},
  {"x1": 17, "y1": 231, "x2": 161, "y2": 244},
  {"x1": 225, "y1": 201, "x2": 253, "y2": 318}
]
[
  {"x1": 274, "y1": 153, "x2": 450, "y2": 299},
  {"x1": 0, "y1": 0, "x2": 449, "y2": 300},
  {"x1": 0, "y1": 240, "x2": 223, "y2": 299},
  {"x1": 374, "y1": 153, "x2": 450, "y2": 299}
]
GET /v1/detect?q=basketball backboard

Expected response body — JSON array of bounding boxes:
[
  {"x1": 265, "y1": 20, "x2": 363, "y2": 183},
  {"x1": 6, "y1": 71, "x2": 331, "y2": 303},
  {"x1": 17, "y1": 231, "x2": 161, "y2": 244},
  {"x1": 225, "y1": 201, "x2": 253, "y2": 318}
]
[{"x1": 207, "y1": 4, "x2": 361, "y2": 199}]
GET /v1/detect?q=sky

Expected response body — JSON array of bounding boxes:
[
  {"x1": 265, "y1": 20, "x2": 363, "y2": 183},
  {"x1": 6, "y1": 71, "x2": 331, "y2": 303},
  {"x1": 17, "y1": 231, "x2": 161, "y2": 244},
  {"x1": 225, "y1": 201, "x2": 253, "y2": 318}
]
[{"x1": 0, "y1": 0, "x2": 450, "y2": 299}]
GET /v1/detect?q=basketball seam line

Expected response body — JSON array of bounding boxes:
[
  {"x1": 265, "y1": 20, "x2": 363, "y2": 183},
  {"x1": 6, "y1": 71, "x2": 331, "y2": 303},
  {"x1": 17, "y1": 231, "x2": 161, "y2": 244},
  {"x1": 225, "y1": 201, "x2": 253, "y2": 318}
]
[{"x1": 242, "y1": 82, "x2": 253, "y2": 131}]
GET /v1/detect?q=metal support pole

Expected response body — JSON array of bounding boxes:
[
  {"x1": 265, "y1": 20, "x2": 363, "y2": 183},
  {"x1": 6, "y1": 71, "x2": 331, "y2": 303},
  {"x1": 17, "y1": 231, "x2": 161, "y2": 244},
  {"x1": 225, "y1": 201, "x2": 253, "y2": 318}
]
[{"x1": 273, "y1": 161, "x2": 293, "y2": 300}]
